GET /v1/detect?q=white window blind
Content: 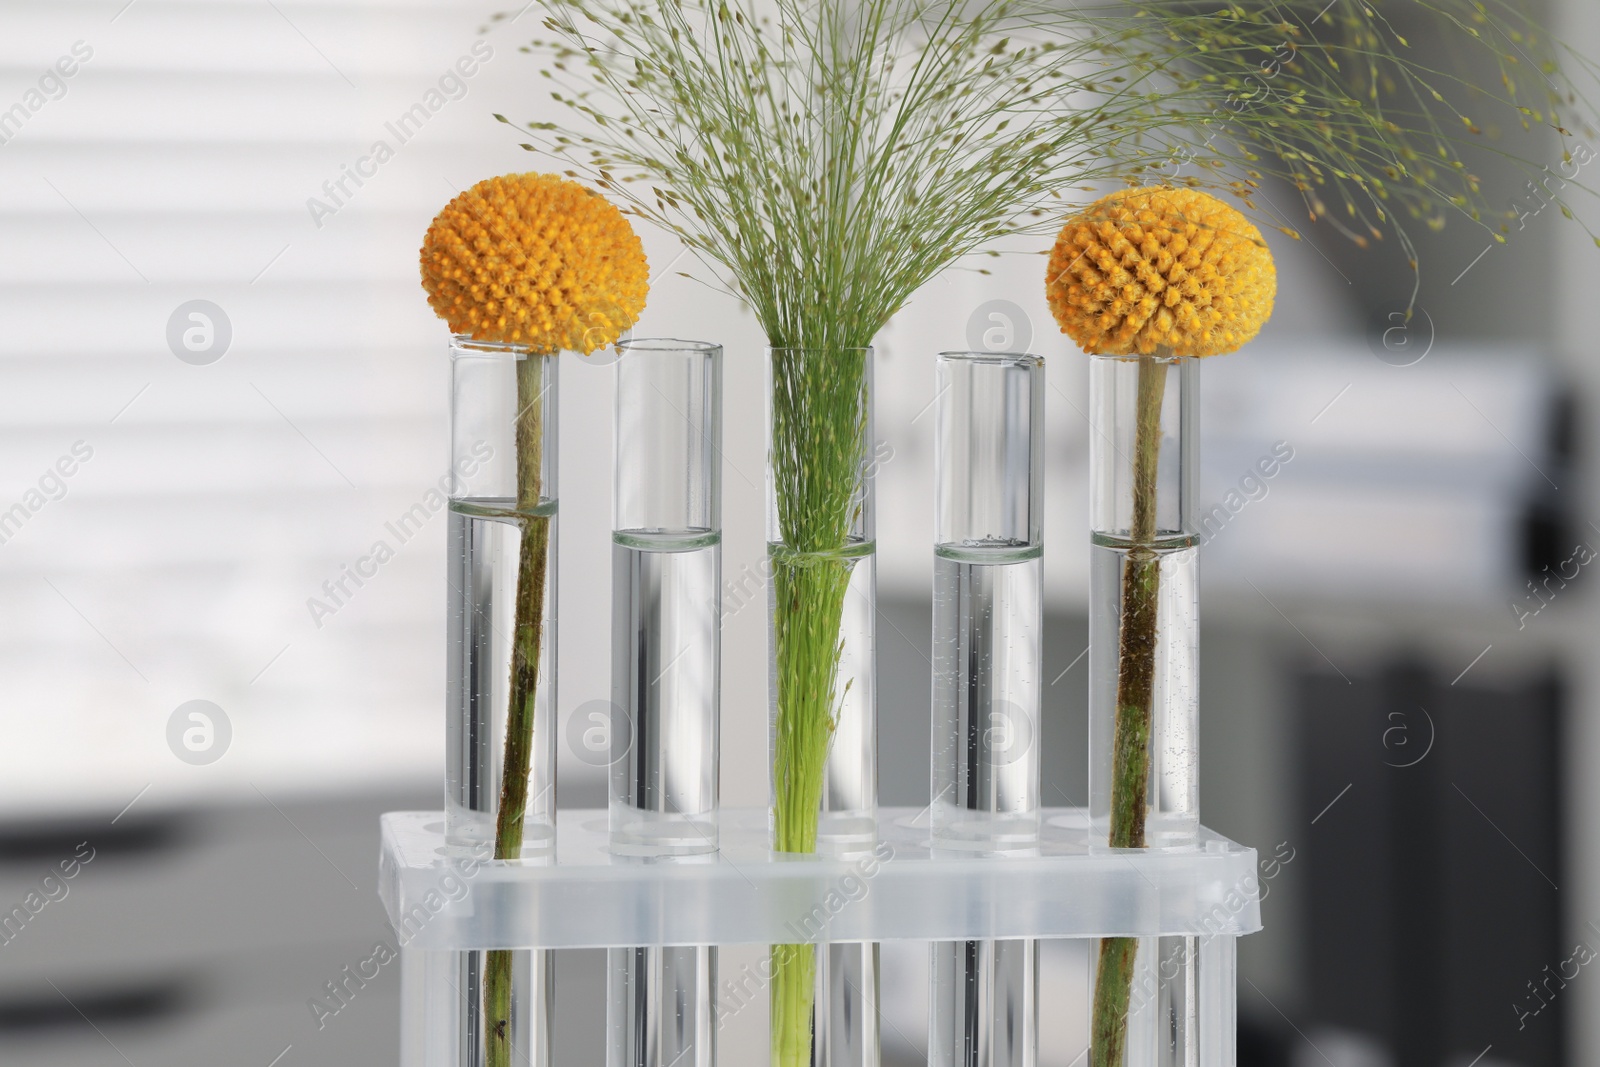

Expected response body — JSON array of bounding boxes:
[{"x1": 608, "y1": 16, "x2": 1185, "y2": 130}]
[{"x1": 0, "y1": 0, "x2": 640, "y2": 814}]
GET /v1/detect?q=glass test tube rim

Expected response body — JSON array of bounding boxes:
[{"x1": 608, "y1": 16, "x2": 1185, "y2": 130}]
[
  {"x1": 937, "y1": 349, "x2": 1044, "y2": 366},
  {"x1": 616, "y1": 337, "x2": 723, "y2": 355}
]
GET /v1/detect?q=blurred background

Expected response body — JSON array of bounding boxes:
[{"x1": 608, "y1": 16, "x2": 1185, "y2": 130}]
[{"x1": 1, "y1": 1, "x2": 1597, "y2": 1064}]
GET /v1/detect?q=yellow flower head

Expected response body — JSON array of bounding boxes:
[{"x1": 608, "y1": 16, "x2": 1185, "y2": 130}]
[
  {"x1": 1045, "y1": 187, "x2": 1275, "y2": 358},
  {"x1": 420, "y1": 173, "x2": 648, "y2": 352}
]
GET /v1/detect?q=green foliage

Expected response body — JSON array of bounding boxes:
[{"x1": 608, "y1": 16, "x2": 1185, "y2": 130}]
[{"x1": 504, "y1": 0, "x2": 1595, "y2": 329}]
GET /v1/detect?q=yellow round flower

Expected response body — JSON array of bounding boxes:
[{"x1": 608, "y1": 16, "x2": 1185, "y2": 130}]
[
  {"x1": 1045, "y1": 187, "x2": 1275, "y2": 358},
  {"x1": 420, "y1": 173, "x2": 648, "y2": 352}
]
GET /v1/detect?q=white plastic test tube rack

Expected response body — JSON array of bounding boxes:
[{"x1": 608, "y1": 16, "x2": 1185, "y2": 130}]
[{"x1": 382, "y1": 807, "x2": 1260, "y2": 1065}]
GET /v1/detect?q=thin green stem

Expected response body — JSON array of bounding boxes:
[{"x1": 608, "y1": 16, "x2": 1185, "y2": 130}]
[
  {"x1": 1109, "y1": 355, "x2": 1168, "y2": 851},
  {"x1": 1092, "y1": 354, "x2": 1168, "y2": 1067},
  {"x1": 485, "y1": 355, "x2": 551, "y2": 1067}
]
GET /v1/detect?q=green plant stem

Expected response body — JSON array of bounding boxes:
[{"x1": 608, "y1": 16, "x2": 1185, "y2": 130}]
[
  {"x1": 770, "y1": 550, "x2": 855, "y2": 853},
  {"x1": 1108, "y1": 355, "x2": 1167, "y2": 850},
  {"x1": 484, "y1": 948, "x2": 516, "y2": 1064},
  {"x1": 771, "y1": 941, "x2": 818, "y2": 1067},
  {"x1": 769, "y1": 548, "x2": 854, "y2": 1067},
  {"x1": 1091, "y1": 354, "x2": 1168, "y2": 1067},
  {"x1": 485, "y1": 354, "x2": 550, "y2": 1067},
  {"x1": 766, "y1": 347, "x2": 868, "y2": 1067},
  {"x1": 1092, "y1": 936, "x2": 1139, "y2": 1067}
]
